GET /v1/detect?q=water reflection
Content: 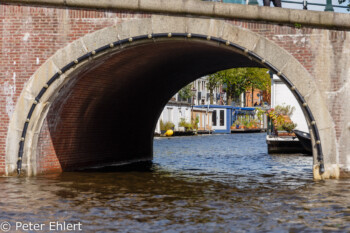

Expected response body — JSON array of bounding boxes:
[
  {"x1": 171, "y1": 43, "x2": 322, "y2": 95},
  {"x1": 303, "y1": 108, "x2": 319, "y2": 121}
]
[{"x1": 0, "y1": 133, "x2": 349, "y2": 232}]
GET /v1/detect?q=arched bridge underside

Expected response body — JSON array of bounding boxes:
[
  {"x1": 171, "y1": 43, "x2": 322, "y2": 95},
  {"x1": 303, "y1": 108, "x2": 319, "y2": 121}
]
[{"x1": 4, "y1": 16, "x2": 345, "y2": 179}]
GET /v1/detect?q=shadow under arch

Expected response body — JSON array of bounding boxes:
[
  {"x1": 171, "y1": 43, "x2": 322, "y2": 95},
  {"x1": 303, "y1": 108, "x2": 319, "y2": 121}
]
[{"x1": 6, "y1": 17, "x2": 334, "y2": 178}]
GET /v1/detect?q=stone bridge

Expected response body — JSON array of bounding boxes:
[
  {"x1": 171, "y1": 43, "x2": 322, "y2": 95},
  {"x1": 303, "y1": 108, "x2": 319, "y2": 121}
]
[{"x1": 0, "y1": 0, "x2": 349, "y2": 179}]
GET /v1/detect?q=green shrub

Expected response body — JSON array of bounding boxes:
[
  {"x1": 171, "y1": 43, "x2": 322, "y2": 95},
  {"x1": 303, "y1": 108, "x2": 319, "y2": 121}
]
[
  {"x1": 160, "y1": 120, "x2": 175, "y2": 131},
  {"x1": 179, "y1": 118, "x2": 193, "y2": 131},
  {"x1": 191, "y1": 116, "x2": 199, "y2": 130},
  {"x1": 282, "y1": 122, "x2": 297, "y2": 133}
]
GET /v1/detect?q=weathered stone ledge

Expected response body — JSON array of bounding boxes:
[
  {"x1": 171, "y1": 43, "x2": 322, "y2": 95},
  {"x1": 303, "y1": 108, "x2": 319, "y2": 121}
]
[{"x1": 2, "y1": 0, "x2": 350, "y2": 30}]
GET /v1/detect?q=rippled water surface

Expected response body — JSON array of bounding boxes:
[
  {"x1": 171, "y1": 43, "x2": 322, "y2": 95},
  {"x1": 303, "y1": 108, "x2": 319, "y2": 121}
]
[{"x1": 1, "y1": 133, "x2": 350, "y2": 232}]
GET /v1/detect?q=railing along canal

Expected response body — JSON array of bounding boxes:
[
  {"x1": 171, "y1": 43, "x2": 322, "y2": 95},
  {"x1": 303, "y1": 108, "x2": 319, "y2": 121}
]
[{"x1": 202, "y1": 0, "x2": 349, "y2": 12}]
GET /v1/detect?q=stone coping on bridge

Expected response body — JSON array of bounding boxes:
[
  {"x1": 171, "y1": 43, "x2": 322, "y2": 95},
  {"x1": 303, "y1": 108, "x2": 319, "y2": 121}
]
[{"x1": 2, "y1": 0, "x2": 350, "y2": 30}]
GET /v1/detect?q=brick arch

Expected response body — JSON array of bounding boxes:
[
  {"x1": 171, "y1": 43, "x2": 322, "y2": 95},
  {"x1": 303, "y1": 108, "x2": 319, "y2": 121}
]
[{"x1": 6, "y1": 16, "x2": 337, "y2": 179}]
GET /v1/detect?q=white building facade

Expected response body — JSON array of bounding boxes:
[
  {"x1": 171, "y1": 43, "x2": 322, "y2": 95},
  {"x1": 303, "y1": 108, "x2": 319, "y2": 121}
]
[
  {"x1": 155, "y1": 101, "x2": 192, "y2": 134},
  {"x1": 270, "y1": 74, "x2": 309, "y2": 133},
  {"x1": 191, "y1": 76, "x2": 225, "y2": 106}
]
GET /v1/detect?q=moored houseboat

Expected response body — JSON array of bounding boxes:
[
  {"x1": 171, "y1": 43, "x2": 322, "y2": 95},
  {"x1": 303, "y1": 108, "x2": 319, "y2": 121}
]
[{"x1": 266, "y1": 73, "x2": 311, "y2": 154}]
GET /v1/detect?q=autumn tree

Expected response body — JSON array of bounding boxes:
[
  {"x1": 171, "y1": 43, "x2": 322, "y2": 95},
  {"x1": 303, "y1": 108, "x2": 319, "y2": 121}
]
[{"x1": 244, "y1": 68, "x2": 270, "y2": 106}]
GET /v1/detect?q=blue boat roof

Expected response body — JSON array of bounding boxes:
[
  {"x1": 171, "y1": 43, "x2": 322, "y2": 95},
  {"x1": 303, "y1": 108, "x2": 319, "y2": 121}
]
[
  {"x1": 233, "y1": 107, "x2": 256, "y2": 111},
  {"x1": 194, "y1": 105, "x2": 234, "y2": 109},
  {"x1": 194, "y1": 105, "x2": 256, "y2": 111}
]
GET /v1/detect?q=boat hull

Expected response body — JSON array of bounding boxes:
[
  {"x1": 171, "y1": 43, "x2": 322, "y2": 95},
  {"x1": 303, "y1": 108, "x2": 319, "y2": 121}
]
[
  {"x1": 266, "y1": 135, "x2": 310, "y2": 154},
  {"x1": 293, "y1": 130, "x2": 312, "y2": 155},
  {"x1": 231, "y1": 128, "x2": 265, "y2": 133}
]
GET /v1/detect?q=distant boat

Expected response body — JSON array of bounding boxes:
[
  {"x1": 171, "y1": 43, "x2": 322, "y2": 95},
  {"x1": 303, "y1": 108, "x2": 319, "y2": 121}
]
[
  {"x1": 231, "y1": 128, "x2": 262, "y2": 133},
  {"x1": 266, "y1": 135, "x2": 306, "y2": 154},
  {"x1": 293, "y1": 130, "x2": 312, "y2": 155}
]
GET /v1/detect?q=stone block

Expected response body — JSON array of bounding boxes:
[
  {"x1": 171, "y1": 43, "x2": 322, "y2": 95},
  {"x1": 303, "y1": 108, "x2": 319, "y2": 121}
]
[
  {"x1": 82, "y1": 26, "x2": 119, "y2": 52},
  {"x1": 337, "y1": 129, "x2": 349, "y2": 167},
  {"x1": 319, "y1": 12, "x2": 335, "y2": 28},
  {"x1": 66, "y1": 0, "x2": 139, "y2": 10},
  {"x1": 187, "y1": 18, "x2": 225, "y2": 39},
  {"x1": 5, "y1": 127, "x2": 22, "y2": 171},
  {"x1": 280, "y1": 57, "x2": 317, "y2": 98},
  {"x1": 25, "y1": 59, "x2": 58, "y2": 99},
  {"x1": 223, "y1": 23, "x2": 260, "y2": 51},
  {"x1": 151, "y1": 15, "x2": 187, "y2": 34},
  {"x1": 184, "y1": 0, "x2": 215, "y2": 16},
  {"x1": 3, "y1": 0, "x2": 64, "y2": 5},
  {"x1": 140, "y1": 0, "x2": 183, "y2": 13},
  {"x1": 257, "y1": 6, "x2": 289, "y2": 23},
  {"x1": 51, "y1": 39, "x2": 87, "y2": 71},
  {"x1": 214, "y1": 3, "x2": 258, "y2": 20},
  {"x1": 205, "y1": 19, "x2": 226, "y2": 38},
  {"x1": 253, "y1": 37, "x2": 291, "y2": 71},
  {"x1": 185, "y1": 17, "x2": 212, "y2": 35},
  {"x1": 315, "y1": 124, "x2": 336, "y2": 161},
  {"x1": 289, "y1": 9, "x2": 321, "y2": 26},
  {"x1": 333, "y1": 14, "x2": 350, "y2": 28},
  {"x1": 116, "y1": 19, "x2": 152, "y2": 39},
  {"x1": 221, "y1": 23, "x2": 241, "y2": 45},
  {"x1": 313, "y1": 164, "x2": 340, "y2": 180}
]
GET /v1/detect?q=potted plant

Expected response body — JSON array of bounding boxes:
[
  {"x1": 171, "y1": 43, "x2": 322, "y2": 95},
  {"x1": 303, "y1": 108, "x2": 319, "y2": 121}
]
[
  {"x1": 241, "y1": 117, "x2": 249, "y2": 129},
  {"x1": 179, "y1": 118, "x2": 193, "y2": 132},
  {"x1": 234, "y1": 120, "x2": 240, "y2": 129},
  {"x1": 251, "y1": 119, "x2": 259, "y2": 129},
  {"x1": 268, "y1": 106, "x2": 298, "y2": 136},
  {"x1": 280, "y1": 122, "x2": 297, "y2": 136}
]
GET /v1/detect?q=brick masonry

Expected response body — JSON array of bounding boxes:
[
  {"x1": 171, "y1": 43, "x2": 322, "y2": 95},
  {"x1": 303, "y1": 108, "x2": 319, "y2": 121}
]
[{"x1": 0, "y1": 3, "x2": 349, "y2": 175}]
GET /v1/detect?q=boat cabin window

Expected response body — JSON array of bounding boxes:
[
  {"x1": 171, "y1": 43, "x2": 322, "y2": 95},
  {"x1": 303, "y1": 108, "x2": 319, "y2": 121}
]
[
  {"x1": 212, "y1": 110, "x2": 217, "y2": 126},
  {"x1": 220, "y1": 110, "x2": 225, "y2": 126}
]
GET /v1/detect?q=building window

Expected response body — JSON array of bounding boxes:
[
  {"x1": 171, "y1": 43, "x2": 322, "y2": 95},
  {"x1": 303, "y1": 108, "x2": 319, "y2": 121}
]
[
  {"x1": 167, "y1": 108, "x2": 173, "y2": 123},
  {"x1": 220, "y1": 110, "x2": 225, "y2": 126},
  {"x1": 212, "y1": 110, "x2": 217, "y2": 126}
]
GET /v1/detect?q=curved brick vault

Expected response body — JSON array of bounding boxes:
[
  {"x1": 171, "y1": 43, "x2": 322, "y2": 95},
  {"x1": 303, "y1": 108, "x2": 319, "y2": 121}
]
[
  {"x1": 6, "y1": 16, "x2": 339, "y2": 179},
  {"x1": 37, "y1": 40, "x2": 261, "y2": 174}
]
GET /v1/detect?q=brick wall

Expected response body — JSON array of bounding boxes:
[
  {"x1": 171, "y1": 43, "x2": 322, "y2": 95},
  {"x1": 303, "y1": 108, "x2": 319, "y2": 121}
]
[{"x1": 0, "y1": 4, "x2": 150, "y2": 174}]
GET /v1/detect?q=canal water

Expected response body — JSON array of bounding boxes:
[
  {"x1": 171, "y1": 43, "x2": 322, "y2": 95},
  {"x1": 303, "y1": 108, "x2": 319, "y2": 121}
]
[{"x1": 1, "y1": 133, "x2": 350, "y2": 232}]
